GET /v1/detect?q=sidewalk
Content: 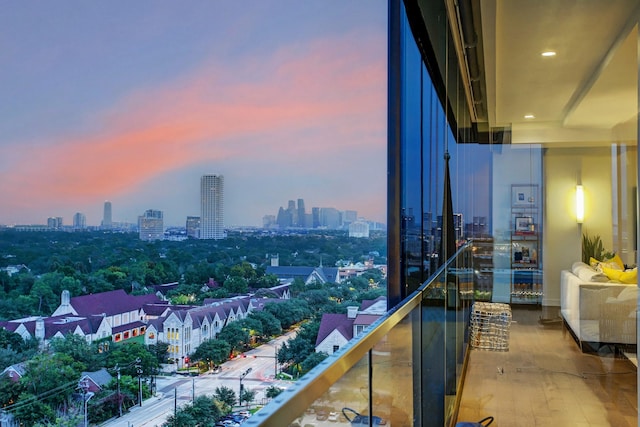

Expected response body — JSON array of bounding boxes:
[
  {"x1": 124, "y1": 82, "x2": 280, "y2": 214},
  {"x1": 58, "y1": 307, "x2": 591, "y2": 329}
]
[{"x1": 96, "y1": 393, "x2": 165, "y2": 427}]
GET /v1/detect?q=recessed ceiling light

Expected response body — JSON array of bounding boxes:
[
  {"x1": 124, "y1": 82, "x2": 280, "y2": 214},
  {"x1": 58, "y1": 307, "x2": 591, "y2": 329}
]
[
  {"x1": 541, "y1": 51, "x2": 556, "y2": 57},
  {"x1": 524, "y1": 114, "x2": 535, "y2": 119}
]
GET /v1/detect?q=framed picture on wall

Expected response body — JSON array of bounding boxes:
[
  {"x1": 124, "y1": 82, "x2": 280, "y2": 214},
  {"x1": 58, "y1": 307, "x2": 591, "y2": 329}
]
[
  {"x1": 512, "y1": 184, "x2": 538, "y2": 207},
  {"x1": 515, "y1": 216, "x2": 534, "y2": 233}
]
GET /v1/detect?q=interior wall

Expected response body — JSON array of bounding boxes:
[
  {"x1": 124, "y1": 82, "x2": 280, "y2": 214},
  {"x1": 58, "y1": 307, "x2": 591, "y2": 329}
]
[
  {"x1": 543, "y1": 146, "x2": 613, "y2": 306},
  {"x1": 492, "y1": 145, "x2": 543, "y2": 245}
]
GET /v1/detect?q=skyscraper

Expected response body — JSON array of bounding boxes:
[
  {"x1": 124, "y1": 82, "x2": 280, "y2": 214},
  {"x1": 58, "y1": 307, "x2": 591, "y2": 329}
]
[
  {"x1": 73, "y1": 212, "x2": 86, "y2": 230},
  {"x1": 138, "y1": 209, "x2": 164, "y2": 241},
  {"x1": 186, "y1": 216, "x2": 200, "y2": 238},
  {"x1": 102, "y1": 201, "x2": 112, "y2": 229},
  {"x1": 200, "y1": 174, "x2": 224, "y2": 240},
  {"x1": 297, "y1": 199, "x2": 306, "y2": 228}
]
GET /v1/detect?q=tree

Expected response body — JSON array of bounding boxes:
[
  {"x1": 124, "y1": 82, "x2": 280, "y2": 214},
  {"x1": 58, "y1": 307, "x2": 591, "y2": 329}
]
[
  {"x1": 213, "y1": 386, "x2": 236, "y2": 410},
  {"x1": 265, "y1": 385, "x2": 283, "y2": 399},
  {"x1": 223, "y1": 276, "x2": 248, "y2": 294},
  {"x1": 278, "y1": 336, "x2": 314, "y2": 370},
  {"x1": 105, "y1": 374, "x2": 148, "y2": 409},
  {"x1": 0, "y1": 375, "x2": 24, "y2": 408},
  {"x1": 13, "y1": 397, "x2": 57, "y2": 427},
  {"x1": 190, "y1": 339, "x2": 231, "y2": 366},
  {"x1": 106, "y1": 342, "x2": 158, "y2": 377},
  {"x1": 264, "y1": 299, "x2": 312, "y2": 329},
  {"x1": 149, "y1": 341, "x2": 170, "y2": 364},
  {"x1": 230, "y1": 262, "x2": 257, "y2": 281},
  {"x1": 217, "y1": 322, "x2": 250, "y2": 352},
  {"x1": 255, "y1": 273, "x2": 279, "y2": 288},
  {"x1": 188, "y1": 395, "x2": 222, "y2": 423},
  {"x1": 20, "y1": 353, "x2": 84, "y2": 402},
  {"x1": 29, "y1": 279, "x2": 57, "y2": 315},
  {"x1": 162, "y1": 395, "x2": 222, "y2": 427},
  {"x1": 346, "y1": 276, "x2": 372, "y2": 291},
  {"x1": 0, "y1": 347, "x2": 21, "y2": 372},
  {"x1": 298, "y1": 289, "x2": 332, "y2": 311},
  {"x1": 240, "y1": 388, "x2": 256, "y2": 406},
  {"x1": 163, "y1": 410, "x2": 196, "y2": 427},
  {"x1": 289, "y1": 278, "x2": 306, "y2": 295},
  {"x1": 50, "y1": 333, "x2": 103, "y2": 368},
  {"x1": 0, "y1": 328, "x2": 28, "y2": 352},
  {"x1": 14, "y1": 353, "x2": 85, "y2": 425},
  {"x1": 247, "y1": 311, "x2": 282, "y2": 337},
  {"x1": 237, "y1": 317, "x2": 263, "y2": 339},
  {"x1": 301, "y1": 351, "x2": 329, "y2": 373}
]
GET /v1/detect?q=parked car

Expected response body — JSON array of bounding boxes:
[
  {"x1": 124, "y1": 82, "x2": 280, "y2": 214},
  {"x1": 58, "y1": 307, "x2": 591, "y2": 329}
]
[
  {"x1": 238, "y1": 410, "x2": 251, "y2": 418},
  {"x1": 328, "y1": 411, "x2": 339, "y2": 422}
]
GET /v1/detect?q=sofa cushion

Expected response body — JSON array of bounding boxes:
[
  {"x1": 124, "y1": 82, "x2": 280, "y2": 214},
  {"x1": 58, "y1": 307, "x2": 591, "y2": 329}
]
[
  {"x1": 580, "y1": 287, "x2": 612, "y2": 319},
  {"x1": 615, "y1": 285, "x2": 638, "y2": 302},
  {"x1": 600, "y1": 266, "x2": 637, "y2": 284},
  {"x1": 590, "y1": 254, "x2": 625, "y2": 270},
  {"x1": 571, "y1": 261, "x2": 609, "y2": 283}
]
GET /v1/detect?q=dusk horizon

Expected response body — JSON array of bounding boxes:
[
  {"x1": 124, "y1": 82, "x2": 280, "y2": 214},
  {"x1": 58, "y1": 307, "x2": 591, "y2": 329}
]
[{"x1": 1, "y1": 2, "x2": 387, "y2": 227}]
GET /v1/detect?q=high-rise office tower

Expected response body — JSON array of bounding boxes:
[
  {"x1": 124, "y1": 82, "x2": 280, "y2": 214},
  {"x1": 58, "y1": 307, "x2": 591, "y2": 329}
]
[
  {"x1": 297, "y1": 199, "x2": 306, "y2": 228},
  {"x1": 287, "y1": 200, "x2": 297, "y2": 226},
  {"x1": 200, "y1": 174, "x2": 224, "y2": 240},
  {"x1": 102, "y1": 201, "x2": 112, "y2": 229},
  {"x1": 186, "y1": 216, "x2": 200, "y2": 238},
  {"x1": 73, "y1": 212, "x2": 86, "y2": 230},
  {"x1": 138, "y1": 209, "x2": 164, "y2": 241}
]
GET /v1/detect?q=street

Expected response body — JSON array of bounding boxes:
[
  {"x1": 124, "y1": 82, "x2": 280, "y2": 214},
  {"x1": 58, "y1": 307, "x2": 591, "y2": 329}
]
[{"x1": 99, "y1": 331, "x2": 297, "y2": 427}]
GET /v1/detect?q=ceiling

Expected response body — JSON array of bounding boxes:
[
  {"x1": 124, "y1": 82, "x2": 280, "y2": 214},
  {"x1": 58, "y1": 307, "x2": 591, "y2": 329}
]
[{"x1": 478, "y1": 0, "x2": 640, "y2": 145}]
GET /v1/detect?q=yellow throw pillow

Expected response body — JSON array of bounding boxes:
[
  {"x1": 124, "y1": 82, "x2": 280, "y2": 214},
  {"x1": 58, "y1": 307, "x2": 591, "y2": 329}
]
[
  {"x1": 590, "y1": 254, "x2": 625, "y2": 271},
  {"x1": 600, "y1": 266, "x2": 637, "y2": 284},
  {"x1": 608, "y1": 254, "x2": 625, "y2": 269}
]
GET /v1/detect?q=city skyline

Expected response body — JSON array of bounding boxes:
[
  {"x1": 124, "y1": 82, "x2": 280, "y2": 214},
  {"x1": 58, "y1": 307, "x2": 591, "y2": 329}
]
[
  {"x1": 0, "y1": 2, "x2": 387, "y2": 227},
  {"x1": 22, "y1": 192, "x2": 377, "y2": 230}
]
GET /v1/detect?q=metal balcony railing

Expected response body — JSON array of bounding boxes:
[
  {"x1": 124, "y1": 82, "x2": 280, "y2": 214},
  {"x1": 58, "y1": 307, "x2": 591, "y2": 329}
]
[{"x1": 244, "y1": 245, "x2": 474, "y2": 427}]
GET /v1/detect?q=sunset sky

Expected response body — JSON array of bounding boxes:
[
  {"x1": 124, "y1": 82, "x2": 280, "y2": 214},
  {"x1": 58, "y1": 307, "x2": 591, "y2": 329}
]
[{"x1": 0, "y1": 2, "x2": 387, "y2": 227}]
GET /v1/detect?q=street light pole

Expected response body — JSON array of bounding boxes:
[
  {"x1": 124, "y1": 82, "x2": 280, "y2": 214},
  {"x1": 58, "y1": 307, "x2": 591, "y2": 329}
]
[
  {"x1": 116, "y1": 365, "x2": 122, "y2": 417},
  {"x1": 84, "y1": 391, "x2": 94, "y2": 427},
  {"x1": 238, "y1": 368, "x2": 252, "y2": 406}
]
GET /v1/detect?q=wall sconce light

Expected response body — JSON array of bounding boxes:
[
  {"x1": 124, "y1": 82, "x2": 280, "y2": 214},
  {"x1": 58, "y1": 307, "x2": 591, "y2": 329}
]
[{"x1": 576, "y1": 185, "x2": 584, "y2": 223}]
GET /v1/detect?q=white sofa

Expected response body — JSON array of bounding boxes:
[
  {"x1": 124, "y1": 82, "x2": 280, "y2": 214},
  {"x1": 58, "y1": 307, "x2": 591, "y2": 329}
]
[{"x1": 560, "y1": 262, "x2": 638, "y2": 349}]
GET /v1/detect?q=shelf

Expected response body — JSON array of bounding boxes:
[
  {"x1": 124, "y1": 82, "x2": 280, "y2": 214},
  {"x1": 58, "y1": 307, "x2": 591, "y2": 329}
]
[
  {"x1": 510, "y1": 184, "x2": 541, "y2": 305},
  {"x1": 512, "y1": 263, "x2": 538, "y2": 268},
  {"x1": 511, "y1": 233, "x2": 537, "y2": 240}
]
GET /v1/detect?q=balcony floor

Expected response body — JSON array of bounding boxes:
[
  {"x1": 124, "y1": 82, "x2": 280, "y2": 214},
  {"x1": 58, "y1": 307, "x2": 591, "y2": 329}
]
[{"x1": 456, "y1": 305, "x2": 637, "y2": 426}]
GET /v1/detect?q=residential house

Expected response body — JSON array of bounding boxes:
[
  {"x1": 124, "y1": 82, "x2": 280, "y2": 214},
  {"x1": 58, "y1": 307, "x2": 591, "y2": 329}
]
[
  {"x1": 79, "y1": 368, "x2": 113, "y2": 393},
  {"x1": 1, "y1": 362, "x2": 26, "y2": 383},
  {"x1": 265, "y1": 266, "x2": 340, "y2": 285},
  {"x1": 315, "y1": 297, "x2": 387, "y2": 355}
]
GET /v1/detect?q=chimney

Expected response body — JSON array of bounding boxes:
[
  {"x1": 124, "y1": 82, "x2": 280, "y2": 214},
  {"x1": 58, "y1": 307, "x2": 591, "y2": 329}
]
[
  {"x1": 35, "y1": 318, "x2": 45, "y2": 341},
  {"x1": 61, "y1": 290, "x2": 70, "y2": 307},
  {"x1": 347, "y1": 306, "x2": 358, "y2": 319}
]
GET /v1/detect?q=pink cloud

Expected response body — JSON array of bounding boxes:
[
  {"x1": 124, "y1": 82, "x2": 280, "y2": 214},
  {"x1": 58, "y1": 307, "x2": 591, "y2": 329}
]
[{"x1": 1, "y1": 31, "x2": 386, "y2": 223}]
